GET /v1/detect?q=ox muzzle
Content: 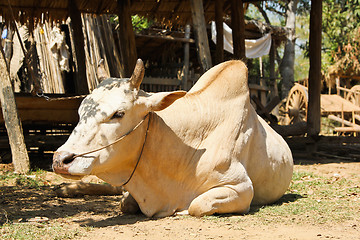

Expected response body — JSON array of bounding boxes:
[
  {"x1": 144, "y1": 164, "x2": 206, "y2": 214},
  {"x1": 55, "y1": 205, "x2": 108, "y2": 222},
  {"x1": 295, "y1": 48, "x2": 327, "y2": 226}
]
[{"x1": 52, "y1": 151, "x2": 75, "y2": 175}]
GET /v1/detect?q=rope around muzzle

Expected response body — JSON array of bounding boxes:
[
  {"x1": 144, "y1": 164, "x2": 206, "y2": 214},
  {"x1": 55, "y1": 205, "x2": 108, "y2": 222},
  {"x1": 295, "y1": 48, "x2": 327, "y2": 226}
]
[
  {"x1": 72, "y1": 113, "x2": 150, "y2": 158},
  {"x1": 70, "y1": 112, "x2": 151, "y2": 186}
]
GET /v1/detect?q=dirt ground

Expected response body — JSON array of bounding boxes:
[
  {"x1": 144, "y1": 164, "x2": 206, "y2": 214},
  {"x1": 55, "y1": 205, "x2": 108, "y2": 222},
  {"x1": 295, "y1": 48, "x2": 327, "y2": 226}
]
[{"x1": 1, "y1": 158, "x2": 360, "y2": 240}]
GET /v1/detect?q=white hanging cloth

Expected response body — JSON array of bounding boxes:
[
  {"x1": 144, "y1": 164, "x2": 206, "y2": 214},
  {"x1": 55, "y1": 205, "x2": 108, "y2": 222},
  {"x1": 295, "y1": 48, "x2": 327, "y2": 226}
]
[{"x1": 211, "y1": 21, "x2": 272, "y2": 59}]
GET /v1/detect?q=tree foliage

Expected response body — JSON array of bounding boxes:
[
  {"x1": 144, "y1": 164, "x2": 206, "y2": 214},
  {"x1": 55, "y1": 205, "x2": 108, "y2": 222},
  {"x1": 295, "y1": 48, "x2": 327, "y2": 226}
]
[
  {"x1": 131, "y1": 15, "x2": 153, "y2": 33},
  {"x1": 260, "y1": 0, "x2": 310, "y2": 25},
  {"x1": 322, "y1": 0, "x2": 360, "y2": 75}
]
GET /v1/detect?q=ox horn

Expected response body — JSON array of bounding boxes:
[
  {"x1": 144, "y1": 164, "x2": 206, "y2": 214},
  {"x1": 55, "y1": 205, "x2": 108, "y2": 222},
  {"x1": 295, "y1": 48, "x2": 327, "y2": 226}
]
[{"x1": 130, "y1": 59, "x2": 145, "y2": 90}]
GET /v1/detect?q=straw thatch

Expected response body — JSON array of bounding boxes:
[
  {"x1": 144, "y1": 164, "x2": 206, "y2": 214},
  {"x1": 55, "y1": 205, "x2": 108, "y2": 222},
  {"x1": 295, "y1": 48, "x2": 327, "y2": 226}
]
[
  {"x1": 0, "y1": 0, "x2": 265, "y2": 28},
  {"x1": 1, "y1": 0, "x2": 279, "y2": 95},
  {"x1": 34, "y1": 23, "x2": 66, "y2": 93},
  {"x1": 6, "y1": 14, "x2": 122, "y2": 94},
  {"x1": 81, "y1": 14, "x2": 122, "y2": 91},
  {"x1": 0, "y1": 0, "x2": 117, "y2": 26}
]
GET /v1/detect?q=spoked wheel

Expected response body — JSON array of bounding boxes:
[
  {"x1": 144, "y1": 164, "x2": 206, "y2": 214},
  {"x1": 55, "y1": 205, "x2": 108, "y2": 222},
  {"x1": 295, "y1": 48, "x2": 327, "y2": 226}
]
[
  {"x1": 346, "y1": 85, "x2": 360, "y2": 106},
  {"x1": 285, "y1": 84, "x2": 308, "y2": 124}
]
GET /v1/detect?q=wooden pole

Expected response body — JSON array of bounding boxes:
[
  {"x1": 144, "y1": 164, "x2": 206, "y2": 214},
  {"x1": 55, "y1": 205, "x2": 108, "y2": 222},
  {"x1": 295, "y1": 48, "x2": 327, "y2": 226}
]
[
  {"x1": 0, "y1": 49, "x2": 30, "y2": 173},
  {"x1": 28, "y1": 34, "x2": 42, "y2": 94},
  {"x1": 4, "y1": 25, "x2": 13, "y2": 66},
  {"x1": 328, "y1": 114, "x2": 359, "y2": 128},
  {"x1": 215, "y1": 0, "x2": 224, "y2": 64},
  {"x1": 307, "y1": 0, "x2": 322, "y2": 136},
  {"x1": 269, "y1": 41, "x2": 278, "y2": 97},
  {"x1": 269, "y1": 42, "x2": 276, "y2": 83},
  {"x1": 68, "y1": 0, "x2": 89, "y2": 94},
  {"x1": 116, "y1": 0, "x2": 138, "y2": 78},
  {"x1": 231, "y1": 0, "x2": 246, "y2": 60},
  {"x1": 334, "y1": 127, "x2": 360, "y2": 133},
  {"x1": 182, "y1": 24, "x2": 191, "y2": 91},
  {"x1": 269, "y1": 40, "x2": 279, "y2": 116},
  {"x1": 135, "y1": 33, "x2": 194, "y2": 43},
  {"x1": 190, "y1": 0, "x2": 212, "y2": 72}
]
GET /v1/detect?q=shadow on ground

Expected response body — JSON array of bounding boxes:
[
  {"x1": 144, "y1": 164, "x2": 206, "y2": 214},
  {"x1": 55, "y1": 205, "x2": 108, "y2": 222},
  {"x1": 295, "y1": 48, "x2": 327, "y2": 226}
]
[
  {"x1": 248, "y1": 193, "x2": 304, "y2": 215},
  {"x1": 0, "y1": 184, "x2": 124, "y2": 225}
]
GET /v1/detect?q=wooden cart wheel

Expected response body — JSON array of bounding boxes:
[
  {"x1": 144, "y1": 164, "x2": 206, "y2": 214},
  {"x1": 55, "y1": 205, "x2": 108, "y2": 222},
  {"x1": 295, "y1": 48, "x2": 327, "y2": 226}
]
[
  {"x1": 285, "y1": 84, "x2": 308, "y2": 124},
  {"x1": 346, "y1": 85, "x2": 360, "y2": 106}
]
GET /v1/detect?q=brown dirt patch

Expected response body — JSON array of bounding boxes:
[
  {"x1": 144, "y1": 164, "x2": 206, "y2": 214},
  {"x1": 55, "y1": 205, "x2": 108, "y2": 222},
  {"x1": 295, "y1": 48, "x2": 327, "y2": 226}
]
[{"x1": 1, "y1": 159, "x2": 359, "y2": 240}]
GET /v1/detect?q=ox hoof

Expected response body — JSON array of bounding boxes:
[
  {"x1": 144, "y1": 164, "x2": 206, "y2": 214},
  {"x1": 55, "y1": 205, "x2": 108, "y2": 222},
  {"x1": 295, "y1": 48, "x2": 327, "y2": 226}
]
[{"x1": 120, "y1": 191, "x2": 140, "y2": 214}]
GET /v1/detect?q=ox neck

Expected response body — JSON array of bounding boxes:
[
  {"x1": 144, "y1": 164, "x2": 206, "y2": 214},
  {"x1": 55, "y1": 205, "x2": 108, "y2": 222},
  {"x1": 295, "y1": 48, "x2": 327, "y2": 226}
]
[
  {"x1": 125, "y1": 110, "x2": 199, "y2": 188},
  {"x1": 92, "y1": 112, "x2": 152, "y2": 187},
  {"x1": 121, "y1": 112, "x2": 152, "y2": 187},
  {"x1": 121, "y1": 111, "x2": 202, "y2": 216}
]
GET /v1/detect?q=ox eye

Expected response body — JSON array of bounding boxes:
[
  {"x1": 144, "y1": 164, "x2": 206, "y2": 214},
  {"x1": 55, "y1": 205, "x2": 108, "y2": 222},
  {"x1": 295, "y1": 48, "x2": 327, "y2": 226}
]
[{"x1": 111, "y1": 111, "x2": 125, "y2": 119}]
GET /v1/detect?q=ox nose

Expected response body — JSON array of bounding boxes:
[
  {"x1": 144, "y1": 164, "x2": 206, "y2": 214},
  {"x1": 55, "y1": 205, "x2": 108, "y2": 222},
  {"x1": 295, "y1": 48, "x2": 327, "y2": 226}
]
[{"x1": 52, "y1": 151, "x2": 75, "y2": 174}]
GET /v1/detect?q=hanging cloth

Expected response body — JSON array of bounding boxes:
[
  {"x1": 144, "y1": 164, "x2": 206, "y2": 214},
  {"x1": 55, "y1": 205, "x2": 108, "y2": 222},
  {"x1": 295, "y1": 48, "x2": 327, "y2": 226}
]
[{"x1": 211, "y1": 21, "x2": 272, "y2": 59}]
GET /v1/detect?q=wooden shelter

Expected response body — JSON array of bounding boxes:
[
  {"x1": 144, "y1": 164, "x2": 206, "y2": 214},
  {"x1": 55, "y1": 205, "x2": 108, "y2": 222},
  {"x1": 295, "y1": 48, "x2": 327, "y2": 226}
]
[{"x1": 0, "y1": 0, "x2": 324, "y2": 172}]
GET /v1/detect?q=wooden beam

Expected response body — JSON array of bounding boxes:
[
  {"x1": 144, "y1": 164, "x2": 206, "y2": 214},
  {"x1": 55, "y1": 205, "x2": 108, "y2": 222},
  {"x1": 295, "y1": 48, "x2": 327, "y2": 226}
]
[
  {"x1": 135, "y1": 33, "x2": 195, "y2": 44},
  {"x1": 68, "y1": 0, "x2": 89, "y2": 94},
  {"x1": 0, "y1": 94, "x2": 83, "y2": 124},
  {"x1": 307, "y1": 0, "x2": 322, "y2": 136},
  {"x1": 142, "y1": 77, "x2": 180, "y2": 86},
  {"x1": 271, "y1": 122, "x2": 307, "y2": 137},
  {"x1": 0, "y1": 5, "x2": 68, "y2": 13},
  {"x1": 328, "y1": 115, "x2": 360, "y2": 128},
  {"x1": 3, "y1": 26, "x2": 13, "y2": 66},
  {"x1": 116, "y1": 0, "x2": 138, "y2": 78},
  {"x1": 190, "y1": 0, "x2": 212, "y2": 72},
  {"x1": 182, "y1": 24, "x2": 191, "y2": 91},
  {"x1": 215, "y1": 0, "x2": 224, "y2": 64},
  {"x1": 334, "y1": 127, "x2": 360, "y2": 133},
  {"x1": 0, "y1": 49, "x2": 30, "y2": 173},
  {"x1": 231, "y1": 0, "x2": 246, "y2": 60},
  {"x1": 263, "y1": 96, "x2": 281, "y2": 114},
  {"x1": 269, "y1": 41, "x2": 278, "y2": 97},
  {"x1": 251, "y1": 95, "x2": 277, "y2": 124}
]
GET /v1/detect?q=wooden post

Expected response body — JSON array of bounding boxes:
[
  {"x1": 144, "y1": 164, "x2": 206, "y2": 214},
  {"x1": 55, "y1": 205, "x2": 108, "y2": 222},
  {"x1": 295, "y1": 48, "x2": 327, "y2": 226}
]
[
  {"x1": 269, "y1": 40, "x2": 279, "y2": 116},
  {"x1": 182, "y1": 24, "x2": 191, "y2": 91},
  {"x1": 336, "y1": 76, "x2": 340, "y2": 95},
  {"x1": 307, "y1": 0, "x2": 322, "y2": 136},
  {"x1": 4, "y1": 25, "x2": 13, "y2": 66},
  {"x1": 116, "y1": 0, "x2": 138, "y2": 78},
  {"x1": 190, "y1": 0, "x2": 212, "y2": 72},
  {"x1": 215, "y1": 0, "x2": 224, "y2": 64},
  {"x1": 269, "y1": 41, "x2": 278, "y2": 97},
  {"x1": 28, "y1": 34, "x2": 41, "y2": 94},
  {"x1": 231, "y1": 0, "x2": 246, "y2": 60},
  {"x1": 68, "y1": 0, "x2": 89, "y2": 94},
  {"x1": 0, "y1": 49, "x2": 30, "y2": 173}
]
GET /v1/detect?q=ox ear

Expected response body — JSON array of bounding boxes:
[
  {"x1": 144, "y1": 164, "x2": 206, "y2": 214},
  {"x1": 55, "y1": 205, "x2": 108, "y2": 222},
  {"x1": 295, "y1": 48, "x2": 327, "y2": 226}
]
[
  {"x1": 130, "y1": 59, "x2": 145, "y2": 90},
  {"x1": 144, "y1": 91, "x2": 187, "y2": 111}
]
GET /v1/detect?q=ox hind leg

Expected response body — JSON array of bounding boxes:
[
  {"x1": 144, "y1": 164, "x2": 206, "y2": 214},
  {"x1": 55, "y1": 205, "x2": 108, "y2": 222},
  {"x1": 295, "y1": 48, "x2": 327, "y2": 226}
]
[{"x1": 188, "y1": 179, "x2": 254, "y2": 217}]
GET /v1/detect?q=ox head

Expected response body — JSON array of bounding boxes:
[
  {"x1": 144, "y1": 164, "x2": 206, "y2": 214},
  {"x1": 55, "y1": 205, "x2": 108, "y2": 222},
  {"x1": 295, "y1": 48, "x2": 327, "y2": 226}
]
[{"x1": 52, "y1": 59, "x2": 186, "y2": 182}]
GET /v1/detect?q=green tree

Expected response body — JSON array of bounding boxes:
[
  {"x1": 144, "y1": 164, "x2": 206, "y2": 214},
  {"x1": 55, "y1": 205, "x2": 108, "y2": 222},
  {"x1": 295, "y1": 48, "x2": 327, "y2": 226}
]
[
  {"x1": 322, "y1": 0, "x2": 360, "y2": 75},
  {"x1": 251, "y1": 0, "x2": 310, "y2": 98},
  {"x1": 131, "y1": 15, "x2": 153, "y2": 33}
]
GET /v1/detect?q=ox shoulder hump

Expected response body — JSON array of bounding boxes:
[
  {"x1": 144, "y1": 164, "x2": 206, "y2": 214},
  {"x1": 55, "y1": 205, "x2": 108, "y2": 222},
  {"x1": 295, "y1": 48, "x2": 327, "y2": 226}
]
[{"x1": 188, "y1": 60, "x2": 248, "y2": 95}]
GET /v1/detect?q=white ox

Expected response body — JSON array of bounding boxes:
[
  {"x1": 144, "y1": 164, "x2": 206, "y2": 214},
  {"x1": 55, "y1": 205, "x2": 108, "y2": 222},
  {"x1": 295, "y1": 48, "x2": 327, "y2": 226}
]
[{"x1": 53, "y1": 60, "x2": 293, "y2": 217}]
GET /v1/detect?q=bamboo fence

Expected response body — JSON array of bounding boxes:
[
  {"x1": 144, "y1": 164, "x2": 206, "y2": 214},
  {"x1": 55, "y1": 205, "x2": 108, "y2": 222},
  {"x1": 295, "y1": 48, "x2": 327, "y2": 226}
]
[{"x1": 8, "y1": 14, "x2": 122, "y2": 94}]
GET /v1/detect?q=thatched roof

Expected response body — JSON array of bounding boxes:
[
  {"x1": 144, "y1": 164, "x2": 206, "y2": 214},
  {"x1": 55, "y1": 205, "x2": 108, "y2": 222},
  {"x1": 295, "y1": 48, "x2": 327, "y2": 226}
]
[
  {"x1": 132, "y1": 0, "x2": 232, "y2": 27},
  {"x1": 0, "y1": 0, "x2": 117, "y2": 25},
  {"x1": 0, "y1": 0, "x2": 263, "y2": 26}
]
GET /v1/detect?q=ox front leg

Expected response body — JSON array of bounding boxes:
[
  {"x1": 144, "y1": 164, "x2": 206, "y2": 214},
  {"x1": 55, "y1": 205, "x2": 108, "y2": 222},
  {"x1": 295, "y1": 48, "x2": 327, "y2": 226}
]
[
  {"x1": 120, "y1": 191, "x2": 141, "y2": 214},
  {"x1": 188, "y1": 181, "x2": 254, "y2": 217}
]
